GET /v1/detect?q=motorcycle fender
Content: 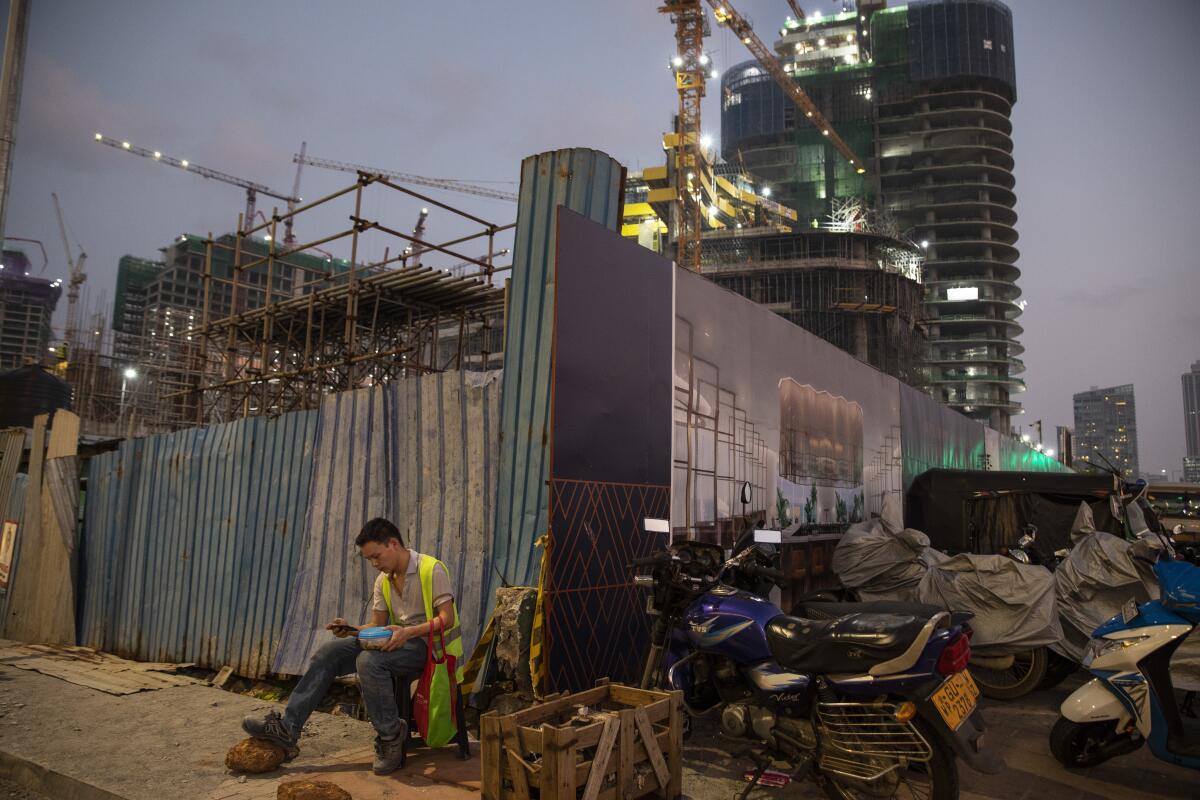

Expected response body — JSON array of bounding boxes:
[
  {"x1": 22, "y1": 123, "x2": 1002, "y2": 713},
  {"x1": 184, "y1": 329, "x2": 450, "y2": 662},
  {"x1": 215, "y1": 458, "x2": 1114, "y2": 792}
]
[
  {"x1": 1061, "y1": 678, "x2": 1131, "y2": 727},
  {"x1": 914, "y1": 698, "x2": 1005, "y2": 774}
]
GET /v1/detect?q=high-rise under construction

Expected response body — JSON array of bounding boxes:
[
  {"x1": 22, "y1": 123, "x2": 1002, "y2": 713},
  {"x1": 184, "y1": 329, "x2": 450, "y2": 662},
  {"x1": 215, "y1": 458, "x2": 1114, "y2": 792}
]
[{"x1": 720, "y1": 0, "x2": 1023, "y2": 432}]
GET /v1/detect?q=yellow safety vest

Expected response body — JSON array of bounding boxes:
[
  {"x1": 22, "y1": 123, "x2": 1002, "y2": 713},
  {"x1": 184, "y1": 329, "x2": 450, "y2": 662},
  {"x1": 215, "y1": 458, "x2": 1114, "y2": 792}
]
[{"x1": 381, "y1": 553, "x2": 465, "y2": 748}]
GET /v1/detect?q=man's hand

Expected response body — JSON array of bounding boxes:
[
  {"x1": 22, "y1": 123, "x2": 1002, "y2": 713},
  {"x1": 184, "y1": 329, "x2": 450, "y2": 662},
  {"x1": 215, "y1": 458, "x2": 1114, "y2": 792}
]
[
  {"x1": 326, "y1": 618, "x2": 357, "y2": 638},
  {"x1": 382, "y1": 625, "x2": 411, "y2": 652}
]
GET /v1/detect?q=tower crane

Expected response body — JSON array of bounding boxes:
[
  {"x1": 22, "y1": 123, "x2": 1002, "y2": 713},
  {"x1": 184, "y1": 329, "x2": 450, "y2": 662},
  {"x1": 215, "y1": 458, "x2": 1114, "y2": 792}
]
[
  {"x1": 295, "y1": 152, "x2": 518, "y2": 203},
  {"x1": 284, "y1": 141, "x2": 306, "y2": 245},
  {"x1": 51, "y1": 192, "x2": 86, "y2": 352},
  {"x1": 785, "y1": 1, "x2": 806, "y2": 22},
  {"x1": 94, "y1": 133, "x2": 299, "y2": 235},
  {"x1": 658, "y1": 1, "x2": 708, "y2": 272},
  {"x1": 409, "y1": 207, "x2": 429, "y2": 262},
  {"x1": 707, "y1": 1, "x2": 867, "y2": 175}
]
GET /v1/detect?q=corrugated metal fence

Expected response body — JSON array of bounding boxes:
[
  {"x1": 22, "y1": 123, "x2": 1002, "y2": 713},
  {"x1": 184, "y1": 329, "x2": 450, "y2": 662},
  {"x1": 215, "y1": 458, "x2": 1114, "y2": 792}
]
[
  {"x1": 80, "y1": 411, "x2": 318, "y2": 677},
  {"x1": 272, "y1": 370, "x2": 500, "y2": 675},
  {"x1": 491, "y1": 149, "x2": 624, "y2": 605}
]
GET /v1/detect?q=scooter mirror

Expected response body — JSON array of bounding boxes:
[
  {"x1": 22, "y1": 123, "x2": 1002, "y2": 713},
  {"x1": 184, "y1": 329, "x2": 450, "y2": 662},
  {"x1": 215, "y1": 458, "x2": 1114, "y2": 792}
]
[
  {"x1": 754, "y1": 529, "x2": 782, "y2": 544},
  {"x1": 740, "y1": 481, "x2": 753, "y2": 505}
]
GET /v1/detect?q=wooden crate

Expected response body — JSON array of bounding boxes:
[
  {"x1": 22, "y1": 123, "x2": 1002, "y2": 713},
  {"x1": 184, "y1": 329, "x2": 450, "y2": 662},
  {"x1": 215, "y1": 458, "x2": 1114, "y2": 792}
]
[{"x1": 480, "y1": 679, "x2": 683, "y2": 800}]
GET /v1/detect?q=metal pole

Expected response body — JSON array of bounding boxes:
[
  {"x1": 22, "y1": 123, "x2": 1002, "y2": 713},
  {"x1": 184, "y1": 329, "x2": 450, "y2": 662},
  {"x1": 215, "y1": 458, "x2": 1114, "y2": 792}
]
[{"x1": 0, "y1": 0, "x2": 31, "y2": 246}]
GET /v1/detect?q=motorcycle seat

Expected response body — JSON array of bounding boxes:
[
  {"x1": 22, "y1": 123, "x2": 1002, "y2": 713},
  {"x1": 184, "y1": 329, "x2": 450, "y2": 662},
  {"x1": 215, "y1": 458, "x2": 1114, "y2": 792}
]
[
  {"x1": 798, "y1": 600, "x2": 973, "y2": 630},
  {"x1": 765, "y1": 612, "x2": 938, "y2": 675}
]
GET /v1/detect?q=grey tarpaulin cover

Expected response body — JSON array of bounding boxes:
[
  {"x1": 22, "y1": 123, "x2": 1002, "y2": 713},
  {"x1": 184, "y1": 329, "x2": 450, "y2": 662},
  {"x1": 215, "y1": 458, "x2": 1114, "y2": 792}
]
[
  {"x1": 1055, "y1": 502, "x2": 1200, "y2": 689},
  {"x1": 833, "y1": 496, "x2": 1063, "y2": 656}
]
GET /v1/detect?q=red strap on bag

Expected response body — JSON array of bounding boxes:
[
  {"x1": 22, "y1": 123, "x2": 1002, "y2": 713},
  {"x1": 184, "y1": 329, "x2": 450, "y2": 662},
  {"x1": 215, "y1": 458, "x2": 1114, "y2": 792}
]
[{"x1": 413, "y1": 627, "x2": 457, "y2": 741}]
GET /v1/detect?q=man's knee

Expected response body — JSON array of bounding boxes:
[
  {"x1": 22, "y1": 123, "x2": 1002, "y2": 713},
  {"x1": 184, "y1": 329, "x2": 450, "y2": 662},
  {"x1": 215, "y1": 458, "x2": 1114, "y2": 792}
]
[
  {"x1": 355, "y1": 648, "x2": 388, "y2": 678},
  {"x1": 310, "y1": 638, "x2": 352, "y2": 668}
]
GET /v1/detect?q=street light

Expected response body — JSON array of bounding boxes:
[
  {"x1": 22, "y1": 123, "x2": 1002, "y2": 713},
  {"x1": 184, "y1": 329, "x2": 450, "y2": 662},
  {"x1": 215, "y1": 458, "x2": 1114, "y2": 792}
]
[{"x1": 119, "y1": 368, "x2": 139, "y2": 432}]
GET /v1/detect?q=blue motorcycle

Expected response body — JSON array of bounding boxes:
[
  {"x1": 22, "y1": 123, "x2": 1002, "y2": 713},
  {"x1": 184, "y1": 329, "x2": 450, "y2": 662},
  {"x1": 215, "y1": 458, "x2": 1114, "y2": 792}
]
[
  {"x1": 1052, "y1": 553, "x2": 1200, "y2": 770},
  {"x1": 632, "y1": 536, "x2": 1003, "y2": 800}
]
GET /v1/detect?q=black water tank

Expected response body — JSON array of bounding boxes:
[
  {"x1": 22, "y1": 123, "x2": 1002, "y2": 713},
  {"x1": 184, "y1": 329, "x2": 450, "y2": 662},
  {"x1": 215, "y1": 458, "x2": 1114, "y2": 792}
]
[{"x1": 0, "y1": 365, "x2": 73, "y2": 428}]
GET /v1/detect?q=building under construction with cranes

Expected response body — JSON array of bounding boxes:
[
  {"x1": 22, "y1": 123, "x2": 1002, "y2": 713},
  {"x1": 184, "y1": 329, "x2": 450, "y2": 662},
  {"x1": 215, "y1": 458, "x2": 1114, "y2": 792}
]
[
  {"x1": 716, "y1": 0, "x2": 1024, "y2": 431},
  {"x1": 635, "y1": 1, "x2": 927, "y2": 386},
  {"x1": 59, "y1": 172, "x2": 510, "y2": 435}
]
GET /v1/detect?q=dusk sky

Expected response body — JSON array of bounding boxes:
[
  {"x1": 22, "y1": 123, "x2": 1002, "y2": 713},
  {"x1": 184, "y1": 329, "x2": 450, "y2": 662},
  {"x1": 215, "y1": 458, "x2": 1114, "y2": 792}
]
[{"x1": 3, "y1": 0, "x2": 1198, "y2": 476}]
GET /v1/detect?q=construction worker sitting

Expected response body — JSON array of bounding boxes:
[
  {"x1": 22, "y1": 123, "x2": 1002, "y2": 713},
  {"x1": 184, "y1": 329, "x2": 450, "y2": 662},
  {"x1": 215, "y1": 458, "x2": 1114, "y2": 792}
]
[{"x1": 242, "y1": 517, "x2": 463, "y2": 775}]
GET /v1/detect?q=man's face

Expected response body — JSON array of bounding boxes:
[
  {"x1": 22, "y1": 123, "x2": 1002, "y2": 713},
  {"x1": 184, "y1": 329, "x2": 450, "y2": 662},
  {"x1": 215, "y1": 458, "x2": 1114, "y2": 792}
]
[{"x1": 359, "y1": 538, "x2": 404, "y2": 574}]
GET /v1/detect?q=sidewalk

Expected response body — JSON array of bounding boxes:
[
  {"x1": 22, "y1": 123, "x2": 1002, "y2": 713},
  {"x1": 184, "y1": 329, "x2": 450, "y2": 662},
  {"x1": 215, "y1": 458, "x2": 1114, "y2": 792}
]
[{"x1": 1, "y1": 654, "x2": 1196, "y2": 800}]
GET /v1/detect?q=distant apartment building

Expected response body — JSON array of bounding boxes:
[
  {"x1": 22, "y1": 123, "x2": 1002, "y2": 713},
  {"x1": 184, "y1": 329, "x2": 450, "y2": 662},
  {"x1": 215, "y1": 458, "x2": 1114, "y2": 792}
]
[
  {"x1": 1184, "y1": 361, "x2": 1200, "y2": 482},
  {"x1": 1055, "y1": 425, "x2": 1073, "y2": 468},
  {"x1": 1073, "y1": 384, "x2": 1138, "y2": 479},
  {"x1": 0, "y1": 250, "x2": 62, "y2": 370}
]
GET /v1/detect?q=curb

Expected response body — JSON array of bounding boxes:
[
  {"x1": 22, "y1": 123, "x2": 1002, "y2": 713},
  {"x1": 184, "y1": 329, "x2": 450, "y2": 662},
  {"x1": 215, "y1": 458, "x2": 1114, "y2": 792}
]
[{"x1": 0, "y1": 748, "x2": 128, "y2": 800}]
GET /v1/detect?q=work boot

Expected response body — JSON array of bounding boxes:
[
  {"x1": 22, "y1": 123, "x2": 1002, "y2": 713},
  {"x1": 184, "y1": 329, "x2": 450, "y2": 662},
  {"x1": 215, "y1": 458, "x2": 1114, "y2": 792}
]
[
  {"x1": 372, "y1": 721, "x2": 408, "y2": 775},
  {"x1": 241, "y1": 710, "x2": 300, "y2": 761}
]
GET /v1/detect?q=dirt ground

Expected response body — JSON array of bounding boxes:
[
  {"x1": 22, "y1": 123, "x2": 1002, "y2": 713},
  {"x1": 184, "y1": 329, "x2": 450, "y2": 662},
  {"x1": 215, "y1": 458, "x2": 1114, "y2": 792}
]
[
  {"x1": 1, "y1": 663, "x2": 1198, "y2": 800},
  {"x1": 0, "y1": 777, "x2": 51, "y2": 800}
]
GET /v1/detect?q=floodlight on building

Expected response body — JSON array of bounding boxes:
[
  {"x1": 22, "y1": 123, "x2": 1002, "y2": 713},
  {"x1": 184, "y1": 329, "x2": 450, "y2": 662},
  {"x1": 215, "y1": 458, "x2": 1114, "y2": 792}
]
[
  {"x1": 847, "y1": 33, "x2": 855, "y2": 42},
  {"x1": 1021, "y1": 434, "x2": 1031, "y2": 443},
  {"x1": 920, "y1": 240, "x2": 929, "y2": 249},
  {"x1": 818, "y1": 38, "x2": 826, "y2": 46}
]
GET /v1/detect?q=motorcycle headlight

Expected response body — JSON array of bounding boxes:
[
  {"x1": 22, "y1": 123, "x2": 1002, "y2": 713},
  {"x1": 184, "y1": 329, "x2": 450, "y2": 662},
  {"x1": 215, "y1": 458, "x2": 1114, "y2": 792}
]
[{"x1": 1083, "y1": 635, "x2": 1150, "y2": 665}]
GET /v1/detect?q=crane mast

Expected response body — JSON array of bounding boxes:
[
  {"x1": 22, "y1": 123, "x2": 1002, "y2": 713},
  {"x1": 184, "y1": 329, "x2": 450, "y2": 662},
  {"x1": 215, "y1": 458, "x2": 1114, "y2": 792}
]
[
  {"x1": 707, "y1": 1, "x2": 867, "y2": 176},
  {"x1": 659, "y1": 1, "x2": 707, "y2": 273},
  {"x1": 284, "y1": 141, "x2": 306, "y2": 245},
  {"x1": 295, "y1": 153, "x2": 518, "y2": 203},
  {"x1": 51, "y1": 192, "x2": 86, "y2": 353}
]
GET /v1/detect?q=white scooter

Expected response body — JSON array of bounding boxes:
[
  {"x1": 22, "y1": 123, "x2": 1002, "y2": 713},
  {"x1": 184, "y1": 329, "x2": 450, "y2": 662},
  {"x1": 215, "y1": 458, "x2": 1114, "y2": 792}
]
[{"x1": 1051, "y1": 531, "x2": 1200, "y2": 770}]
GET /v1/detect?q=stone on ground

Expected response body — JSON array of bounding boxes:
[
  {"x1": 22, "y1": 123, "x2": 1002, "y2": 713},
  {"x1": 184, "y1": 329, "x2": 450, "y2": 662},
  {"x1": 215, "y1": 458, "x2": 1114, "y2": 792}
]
[
  {"x1": 277, "y1": 779, "x2": 353, "y2": 799},
  {"x1": 225, "y1": 737, "x2": 286, "y2": 773}
]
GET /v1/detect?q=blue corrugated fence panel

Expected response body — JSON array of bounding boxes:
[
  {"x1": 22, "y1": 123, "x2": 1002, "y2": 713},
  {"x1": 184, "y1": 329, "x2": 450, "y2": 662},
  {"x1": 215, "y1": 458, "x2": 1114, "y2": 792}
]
[{"x1": 491, "y1": 148, "x2": 624, "y2": 610}]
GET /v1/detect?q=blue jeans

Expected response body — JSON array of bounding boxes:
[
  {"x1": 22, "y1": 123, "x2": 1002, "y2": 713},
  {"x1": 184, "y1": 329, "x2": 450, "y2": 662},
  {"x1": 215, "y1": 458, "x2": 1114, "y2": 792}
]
[{"x1": 282, "y1": 635, "x2": 428, "y2": 740}]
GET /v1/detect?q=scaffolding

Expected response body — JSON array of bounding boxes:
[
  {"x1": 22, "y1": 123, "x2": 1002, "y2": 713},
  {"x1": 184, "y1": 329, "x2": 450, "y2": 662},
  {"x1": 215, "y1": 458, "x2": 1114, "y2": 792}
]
[{"x1": 177, "y1": 173, "x2": 513, "y2": 425}]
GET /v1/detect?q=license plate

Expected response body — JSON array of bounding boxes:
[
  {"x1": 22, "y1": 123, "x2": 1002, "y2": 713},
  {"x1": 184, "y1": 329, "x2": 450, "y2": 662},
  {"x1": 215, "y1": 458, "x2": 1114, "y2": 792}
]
[{"x1": 931, "y1": 669, "x2": 979, "y2": 731}]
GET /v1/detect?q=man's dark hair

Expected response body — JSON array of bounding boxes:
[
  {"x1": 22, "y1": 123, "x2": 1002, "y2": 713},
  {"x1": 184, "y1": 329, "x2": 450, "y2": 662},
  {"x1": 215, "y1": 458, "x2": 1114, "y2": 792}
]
[{"x1": 355, "y1": 517, "x2": 405, "y2": 548}]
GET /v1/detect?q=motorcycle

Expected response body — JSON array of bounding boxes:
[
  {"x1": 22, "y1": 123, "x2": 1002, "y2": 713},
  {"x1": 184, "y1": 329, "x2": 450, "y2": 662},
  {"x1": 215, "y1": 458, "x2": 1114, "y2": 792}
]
[
  {"x1": 1051, "y1": 553, "x2": 1200, "y2": 770},
  {"x1": 632, "y1": 530, "x2": 1003, "y2": 800},
  {"x1": 1005, "y1": 524, "x2": 1070, "y2": 571}
]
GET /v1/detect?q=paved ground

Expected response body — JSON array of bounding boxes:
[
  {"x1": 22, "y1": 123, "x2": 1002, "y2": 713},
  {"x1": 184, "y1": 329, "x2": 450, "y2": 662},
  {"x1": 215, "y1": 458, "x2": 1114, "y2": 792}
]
[{"x1": 0, "y1": 663, "x2": 1198, "y2": 799}]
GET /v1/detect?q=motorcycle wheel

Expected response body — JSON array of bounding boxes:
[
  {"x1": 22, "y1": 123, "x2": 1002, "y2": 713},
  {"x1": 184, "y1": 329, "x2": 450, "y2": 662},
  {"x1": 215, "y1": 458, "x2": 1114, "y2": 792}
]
[
  {"x1": 820, "y1": 717, "x2": 958, "y2": 800},
  {"x1": 1037, "y1": 651, "x2": 1079, "y2": 690},
  {"x1": 1049, "y1": 716, "x2": 1136, "y2": 769},
  {"x1": 970, "y1": 646, "x2": 1047, "y2": 700}
]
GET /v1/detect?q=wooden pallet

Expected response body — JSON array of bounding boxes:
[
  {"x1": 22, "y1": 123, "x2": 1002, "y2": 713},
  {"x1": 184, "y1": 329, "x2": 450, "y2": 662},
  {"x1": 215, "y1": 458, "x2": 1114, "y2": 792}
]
[{"x1": 480, "y1": 679, "x2": 682, "y2": 800}]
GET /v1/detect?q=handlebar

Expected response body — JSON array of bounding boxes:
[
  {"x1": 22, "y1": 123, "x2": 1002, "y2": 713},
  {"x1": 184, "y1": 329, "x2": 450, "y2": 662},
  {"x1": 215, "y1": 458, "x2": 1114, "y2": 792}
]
[{"x1": 629, "y1": 553, "x2": 672, "y2": 569}]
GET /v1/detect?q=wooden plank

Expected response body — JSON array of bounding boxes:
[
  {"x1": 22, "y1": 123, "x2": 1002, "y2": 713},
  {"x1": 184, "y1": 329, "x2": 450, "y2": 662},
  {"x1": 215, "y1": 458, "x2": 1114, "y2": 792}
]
[
  {"x1": 617, "y1": 709, "x2": 635, "y2": 798},
  {"x1": 3, "y1": 415, "x2": 46, "y2": 642},
  {"x1": 503, "y1": 684, "x2": 609, "y2": 725},
  {"x1": 580, "y1": 716, "x2": 619, "y2": 800},
  {"x1": 542, "y1": 724, "x2": 577, "y2": 800},
  {"x1": 480, "y1": 712, "x2": 502, "y2": 800},
  {"x1": 633, "y1": 707, "x2": 670, "y2": 794},
  {"x1": 607, "y1": 683, "x2": 670, "y2": 708},
  {"x1": 667, "y1": 691, "x2": 683, "y2": 798},
  {"x1": 45, "y1": 410, "x2": 79, "y2": 459},
  {"x1": 501, "y1": 716, "x2": 532, "y2": 800}
]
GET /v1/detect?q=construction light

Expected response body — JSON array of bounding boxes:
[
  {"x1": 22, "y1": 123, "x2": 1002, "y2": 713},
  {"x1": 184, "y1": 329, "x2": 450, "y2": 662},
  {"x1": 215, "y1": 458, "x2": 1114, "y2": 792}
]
[
  {"x1": 699, "y1": 53, "x2": 709, "y2": 65},
  {"x1": 1021, "y1": 434, "x2": 1031, "y2": 443},
  {"x1": 847, "y1": 33, "x2": 855, "y2": 42},
  {"x1": 818, "y1": 38, "x2": 826, "y2": 47},
  {"x1": 94, "y1": 132, "x2": 102, "y2": 140},
  {"x1": 1046, "y1": 449, "x2": 1056, "y2": 458},
  {"x1": 153, "y1": 151, "x2": 161, "y2": 159},
  {"x1": 181, "y1": 159, "x2": 189, "y2": 167},
  {"x1": 813, "y1": 10, "x2": 822, "y2": 20},
  {"x1": 124, "y1": 368, "x2": 138, "y2": 380},
  {"x1": 920, "y1": 240, "x2": 929, "y2": 249},
  {"x1": 823, "y1": 129, "x2": 830, "y2": 135},
  {"x1": 700, "y1": 134, "x2": 713, "y2": 149},
  {"x1": 743, "y1": 37, "x2": 751, "y2": 45},
  {"x1": 857, "y1": 168, "x2": 866, "y2": 174},
  {"x1": 672, "y1": 55, "x2": 683, "y2": 68},
  {"x1": 762, "y1": 187, "x2": 772, "y2": 197},
  {"x1": 710, "y1": 68, "x2": 719, "y2": 79}
]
